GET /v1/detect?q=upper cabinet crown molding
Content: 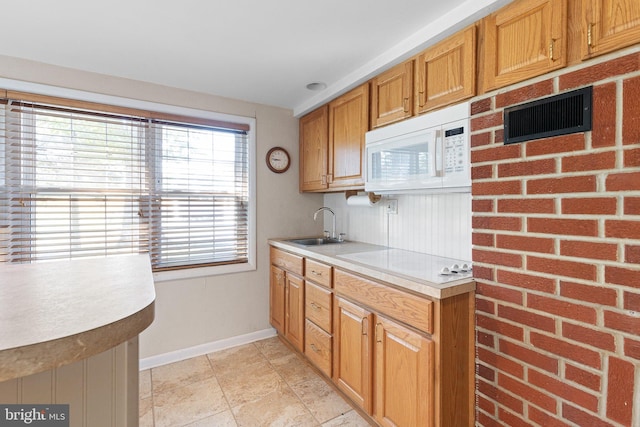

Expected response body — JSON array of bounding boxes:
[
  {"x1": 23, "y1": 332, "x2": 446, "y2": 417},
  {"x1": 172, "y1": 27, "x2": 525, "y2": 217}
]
[
  {"x1": 582, "y1": 0, "x2": 640, "y2": 59},
  {"x1": 482, "y1": 0, "x2": 568, "y2": 92},
  {"x1": 416, "y1": 25, "x2": 477, "y2": 114}
]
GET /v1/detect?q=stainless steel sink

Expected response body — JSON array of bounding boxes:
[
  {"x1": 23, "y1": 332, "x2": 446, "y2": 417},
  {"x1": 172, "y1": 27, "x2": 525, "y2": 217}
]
[{"x1": 287, "y1": 237, "x2": 343, "y2": 246}]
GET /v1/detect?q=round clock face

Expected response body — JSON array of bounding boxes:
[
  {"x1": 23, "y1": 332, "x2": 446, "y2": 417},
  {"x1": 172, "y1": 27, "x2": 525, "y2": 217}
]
[{"x1": 266, "y1": 147, "x2": 290, "y2": 173}]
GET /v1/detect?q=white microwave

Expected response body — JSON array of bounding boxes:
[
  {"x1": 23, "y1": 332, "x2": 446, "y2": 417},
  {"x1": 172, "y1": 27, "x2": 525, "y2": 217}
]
[{"x1": 365, "y1": 102, "x2": 471, "y2": 194}]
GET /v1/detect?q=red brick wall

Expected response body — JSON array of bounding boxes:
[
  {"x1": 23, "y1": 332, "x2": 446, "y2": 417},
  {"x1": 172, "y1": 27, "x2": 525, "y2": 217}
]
[{"x1": 472, "y1": 49, "x2": 640, "y2": 427}]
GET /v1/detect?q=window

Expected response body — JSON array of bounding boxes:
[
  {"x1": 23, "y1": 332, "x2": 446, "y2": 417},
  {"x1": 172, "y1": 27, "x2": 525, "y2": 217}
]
[{"x1": 0, "y1": 91, "x2": 254, "y2": 274}]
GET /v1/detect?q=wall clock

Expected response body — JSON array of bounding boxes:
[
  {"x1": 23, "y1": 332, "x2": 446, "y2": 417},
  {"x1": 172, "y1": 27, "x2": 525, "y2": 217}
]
[{"x1": 266, "y1": 147, "x2": 291, "y2": 173}]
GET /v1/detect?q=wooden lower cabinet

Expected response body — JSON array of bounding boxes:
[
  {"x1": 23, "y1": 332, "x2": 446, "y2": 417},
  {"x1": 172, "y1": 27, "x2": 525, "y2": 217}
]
[
  {"x1": 269, "y1": 246, "x2": 474, "y2": 427},
  {"x1": 270, "y1": 248, "x2": 305, "y2": 352},
  {"x1": 375, "y1": 314, "x2": 434, "y2": 427},
  {"x1": 284, "y1": 273, "x2": 305, "y2": 352},
  {"x1": 269, "y1": 265, "x2": 286, "y2": 335},
  {"x1": 333, "y1": 268, "x2": 474, "y2": 427},
  {"x1": 334, "y1": 296, "x2": 434, "y2": 427},
  {"x1": 333, "y1": 297, "x2": 373, "y2": 413}
]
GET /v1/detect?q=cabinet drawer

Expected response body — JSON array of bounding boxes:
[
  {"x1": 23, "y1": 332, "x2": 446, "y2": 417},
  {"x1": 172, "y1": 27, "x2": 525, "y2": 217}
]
[
  {"x1": 305, "y1": 281, "x2": 332, "y2": 332},
  {"x1": 305, "y1": 319, "x2": 332, "y2": 377},
  {"x1": 334, "y1": 269, "x2": 433, "y2": 334},
  {"x1": 305, "y1": 259, "x2": 332, "y2": 288},
  {"x1": 270, "y1": 247, "x2": 303, "y2": 276}
]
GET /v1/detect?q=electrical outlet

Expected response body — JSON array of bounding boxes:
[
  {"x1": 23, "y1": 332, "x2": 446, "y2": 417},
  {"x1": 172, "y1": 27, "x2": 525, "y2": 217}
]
[{"x1": 386, "y1": 199, "x2": 398, "y2": 215}]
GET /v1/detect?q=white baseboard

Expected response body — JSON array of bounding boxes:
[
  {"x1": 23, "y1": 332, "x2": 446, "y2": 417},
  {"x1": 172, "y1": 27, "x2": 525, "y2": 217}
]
[{"x1": 139, "y1": 328, "x2": 277, "y2": 371}]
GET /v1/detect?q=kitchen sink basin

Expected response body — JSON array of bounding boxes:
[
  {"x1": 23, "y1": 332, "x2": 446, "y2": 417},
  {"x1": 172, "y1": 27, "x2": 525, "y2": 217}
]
[{"x1": 287, "y1": 237, "x2": 343, "y2": 246}]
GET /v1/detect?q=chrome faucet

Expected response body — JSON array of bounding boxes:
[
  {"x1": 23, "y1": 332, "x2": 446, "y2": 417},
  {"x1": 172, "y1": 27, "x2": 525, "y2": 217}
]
[{"x1": 313, "y1": 207, "x2": 336, "y2": 240}]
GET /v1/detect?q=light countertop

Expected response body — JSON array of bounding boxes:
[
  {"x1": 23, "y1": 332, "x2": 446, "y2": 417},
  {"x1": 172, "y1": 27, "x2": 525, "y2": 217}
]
[
  {"x1": 269, "y1": 239, "x2": 475, "y2": 299},
  {"x1": 0, "y1": 255, "x2": 155, "y2": 381}
]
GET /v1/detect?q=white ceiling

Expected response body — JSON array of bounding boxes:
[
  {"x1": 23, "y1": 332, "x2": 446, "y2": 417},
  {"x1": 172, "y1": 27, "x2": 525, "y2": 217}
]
[{"x1": 1, "y1": 0, "x2": 511, "y2": 116}]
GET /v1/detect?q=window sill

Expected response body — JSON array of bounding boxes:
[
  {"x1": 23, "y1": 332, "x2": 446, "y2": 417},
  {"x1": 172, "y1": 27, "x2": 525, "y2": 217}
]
[{"x1": 153, "y1": 261, "x2": 256, "y2": 283}]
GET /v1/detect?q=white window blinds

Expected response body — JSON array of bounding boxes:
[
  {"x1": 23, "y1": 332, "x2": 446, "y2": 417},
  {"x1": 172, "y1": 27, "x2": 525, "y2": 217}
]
[{"x1": 0, "y1": 95, "x2": 250, "y2": 271}]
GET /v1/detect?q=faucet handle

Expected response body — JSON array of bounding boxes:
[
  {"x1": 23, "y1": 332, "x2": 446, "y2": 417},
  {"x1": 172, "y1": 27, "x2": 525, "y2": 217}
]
[
  {"x1": 338, "y1": 233, "x2": 346, "y2": 242},
  {"x1": 323, "y1": 230, "x2": 330, "y2": 238}
]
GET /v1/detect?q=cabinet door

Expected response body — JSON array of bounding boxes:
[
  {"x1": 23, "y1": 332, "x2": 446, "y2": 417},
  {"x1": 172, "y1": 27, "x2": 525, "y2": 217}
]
[
  {"x1": 583, "y1": 0, "x2": 640, "y2": 59},
  {"x1": 269, "y1": 265, "x2": 286, "y2": 335},
  {"x1": 371, "y1": 61, "x2": 414, "y2": 128},
  {"x1": 299, "y1": 106, "x2": 329, "y2": 192},
  {"x1": 333, "y1": 297, "x2": 373, "y2": 413},
  {"x1": 374, "y1": 315, "x2": 434, "y2": 427},
  {"x1": 285, "y1": 274, "x2": 305, "y2": 352},
  {"x1": 483, "y1": 0, "x2": 567, "y2": 91},
  {"x1": 416, "y1": 26, "x2": 476, "y2": 114},
  {"x1": 328, "y1": 84, "x2": 369, "y2": 190}
]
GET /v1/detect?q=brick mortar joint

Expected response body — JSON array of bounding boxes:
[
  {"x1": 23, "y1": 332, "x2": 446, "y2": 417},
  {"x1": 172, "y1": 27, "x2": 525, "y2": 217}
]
[
  {"x1": 475, "y1": 316, "x2": 638, "y2": 372},
  {"x1": 475, "y1": 284, "x2": 640, "y2": 336},
  {"x1": 474, "y1": 302, "x2": 639, "y2": 365}
]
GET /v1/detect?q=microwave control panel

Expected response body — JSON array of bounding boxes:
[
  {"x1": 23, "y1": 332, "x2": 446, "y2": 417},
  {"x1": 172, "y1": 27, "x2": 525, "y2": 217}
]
[{"x1": 443, "y1": 126, "x2": 466, "y2": 175}]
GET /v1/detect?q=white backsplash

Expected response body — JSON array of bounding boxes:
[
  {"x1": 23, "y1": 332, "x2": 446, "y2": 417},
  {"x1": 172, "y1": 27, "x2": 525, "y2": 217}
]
[{"x1": 322, "y1": 192, "x2": 472, "y2": 261}]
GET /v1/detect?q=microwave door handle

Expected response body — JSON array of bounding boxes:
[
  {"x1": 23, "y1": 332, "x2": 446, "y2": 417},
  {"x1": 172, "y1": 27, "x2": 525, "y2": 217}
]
[
  {"x1": 427, "y1": 135, "x2": 436, "y2": 177},
  {"x1": 434, "y1": 130, "x2": 443, "y2": 176}
]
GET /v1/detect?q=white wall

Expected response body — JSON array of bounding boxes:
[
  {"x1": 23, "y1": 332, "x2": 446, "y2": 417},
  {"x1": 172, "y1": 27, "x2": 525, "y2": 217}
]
[
  {"x1": 0, "y1": 55, "x2": 324, "y2": 360},
  {"x1": 323, "y1": 192, "x2": 472, "y2": 260}
]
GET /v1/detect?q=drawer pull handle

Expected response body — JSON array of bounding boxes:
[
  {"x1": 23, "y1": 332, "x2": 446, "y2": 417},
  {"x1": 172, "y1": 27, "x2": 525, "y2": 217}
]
[
  {"x1": 310, "y1": 343, "x2": 320, "y2": 353},
  {"x1": 310, "y1": 302, "x2": 321, "y2": 310},
  {"x1": 311, "y1": 270, "x2": 323, "y2": 276}
]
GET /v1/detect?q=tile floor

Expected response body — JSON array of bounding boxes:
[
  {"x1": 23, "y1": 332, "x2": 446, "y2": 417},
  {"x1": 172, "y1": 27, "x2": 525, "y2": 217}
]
[{"x1": 139, "y1": 336, "x2": 371, "y2": 427}]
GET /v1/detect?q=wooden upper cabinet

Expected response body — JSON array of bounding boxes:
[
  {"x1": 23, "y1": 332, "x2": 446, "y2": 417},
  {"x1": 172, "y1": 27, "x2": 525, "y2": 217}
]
[
  {"x1": 482, "y1": 0, "x2": 567, "y2": 91},
  {"x1": 370, "y1": 60, "x2": 414, "y2": 128},
  {"x1": 582, "y1": 0, "x2": 640, "y2": 59},
  {"x1": 416, "y1": 26, "x2": 477, "y2": 114},
  {"x1": 299, "y1": 106, "x2": 329, "y2": 192},
  {"x1": 328, "y1": 83, "x2": 369, "y2": 190}
]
